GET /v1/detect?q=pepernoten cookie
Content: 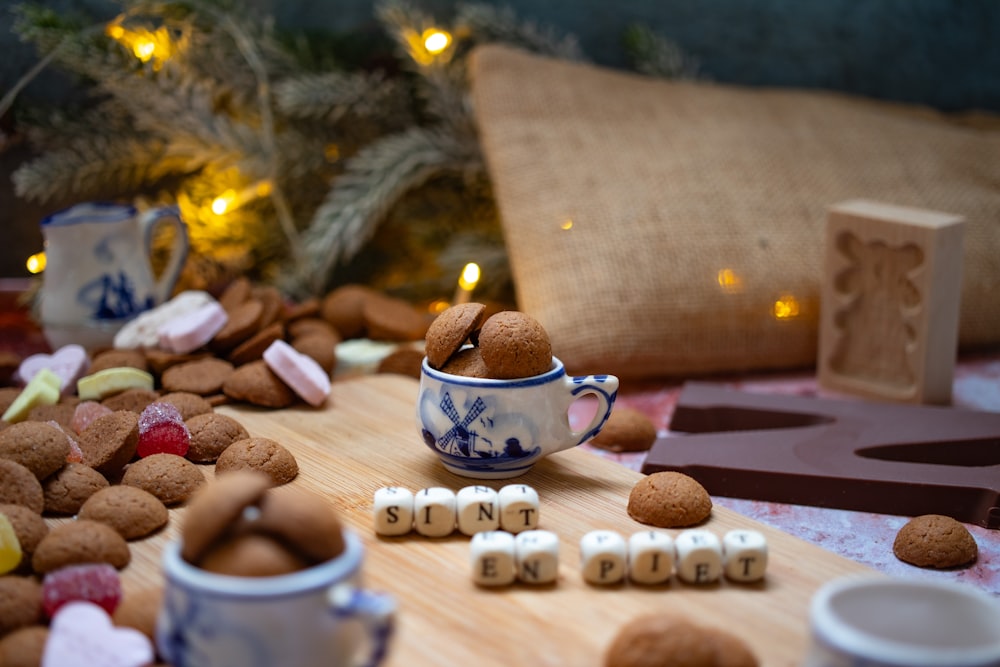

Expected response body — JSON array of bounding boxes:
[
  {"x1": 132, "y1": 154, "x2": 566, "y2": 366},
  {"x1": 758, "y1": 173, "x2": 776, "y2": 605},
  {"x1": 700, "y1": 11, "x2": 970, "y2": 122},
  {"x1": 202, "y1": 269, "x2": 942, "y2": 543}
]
[
  {"x1": 440, "y1": 346, "x2": 490, "y2": 378},
  {"x1": 604, "y1": 614, "x2": 758, "y2": 667},
  {"x1": 424, "y1": 302, "x2": 486, "y2": 369},
  {"x1": 76, "y1": 410, "x2": 140, "y2": 479},
  {"x1": 180, "y1": 470, "x2": 272, "y2": 564},
  {"x1": 215, "y1": 437, "x2": 298, "y2": 486},
  {"x1": 185, "y1": 412, "x2": 250, "y2": 463},
  {"x1": 0, "y1": 421, "x2": 71, "y2": 480},
  {"x1": 0, "y1": 505, "x2": 47, "y2": 572},
  {"x1": 77, "y1": 485, "x2": 169, "y2": 540},
  {"x1": 222, "y1": 360, "x2": 296, "y2": 408},
  {"x1": 162, "y1": 358, "x2": 235, "y2": 396},
  {"x1": 627, "y1": 471, "x2": 712, "y2": 528},
  {"x1": 101, "y1": 387, "x2": 160, "y2": 414},
  {"x1": 892, "y1": 514, "x2": 978, "y2": 568},
  {"x1": 477, "y1": 310, "x2": 552, "y2": 379},
  {"x1": 121, "y1": 453, "x2": 206, "y2": 506},
  {"x1": 159, "y1": 391, "x2": 214, "y2": 421},
  {"x1": 0, "y1": 459, "x2": 44, "y2": 515},
  {"x1": 31, "y1": 520, "x2": 131, "y2": 574},
  {"x1": 0, "y1": 625, "x2": 49, "y2": 667},
  {"x1": 0, "y1": 575, "x2": 44, "y2": 636},
  {"x1": 41, "y1": 463, "x2": 110, "y2": 515},
  {"x1": 589, "y1": 407, "x2": 657, "y2": 453}
]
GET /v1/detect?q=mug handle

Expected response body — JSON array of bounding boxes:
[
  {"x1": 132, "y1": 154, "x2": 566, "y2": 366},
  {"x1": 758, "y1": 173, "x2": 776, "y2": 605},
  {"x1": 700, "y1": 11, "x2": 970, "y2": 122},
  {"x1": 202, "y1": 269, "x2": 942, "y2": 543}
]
[
  {"x1": 329, "y1": 584, "x2": 396, "y2": 667},
  {"x1": 564, "y1": 374, "x2": 619, "y2": 449},
  {"x1": 139, "y1": 205, "x2": 190, "y2": 305}
]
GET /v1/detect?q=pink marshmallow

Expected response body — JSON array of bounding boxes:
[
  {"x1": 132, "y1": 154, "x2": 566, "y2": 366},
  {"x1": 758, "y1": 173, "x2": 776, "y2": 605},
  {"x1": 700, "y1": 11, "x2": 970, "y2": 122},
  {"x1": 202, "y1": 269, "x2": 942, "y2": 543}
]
[
  {"x1": 157, "y1": 301, "x2": 228, "y2": 355},
  {"x1": 18, "y1": 344, "x2": 90, "y2": 395},
  {"x1": 263, "y1": 339, "x2": 331, "y2": 407}
]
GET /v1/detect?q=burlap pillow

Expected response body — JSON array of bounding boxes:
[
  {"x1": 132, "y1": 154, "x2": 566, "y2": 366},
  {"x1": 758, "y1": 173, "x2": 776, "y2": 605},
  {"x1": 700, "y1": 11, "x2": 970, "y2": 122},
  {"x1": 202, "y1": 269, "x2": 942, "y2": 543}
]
[{"x1": 470, "y1": 44, "x2": 1000, "y2": 379}]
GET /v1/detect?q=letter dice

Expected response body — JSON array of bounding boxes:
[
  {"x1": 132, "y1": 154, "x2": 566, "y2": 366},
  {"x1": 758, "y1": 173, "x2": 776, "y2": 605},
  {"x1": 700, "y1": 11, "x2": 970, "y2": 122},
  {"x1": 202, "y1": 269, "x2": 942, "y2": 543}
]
[
  {"x1": 722, "y1": 529, "x2": 768, "y2": 582},
  {"x1": 675, "y1": 529, "x2": 723, "y2": 584},
  {"x1": 628, "y1": 531, "x2": 674, "y2": 584},
  {"x1": 470, "y1": 531, "x2": 517, "y2": 586},
  {"x1": 580, "y1": 530, "x2": 627, "y2": 585},
  {"x1": 456, "y1": 486, "x2": 500, "y2": 536},
  {"x1": 498, "y1": 484, "x2": 540, "y2": 533},
  {"x1": 413, "y1": 487, "x2": 457, "y2": 537},
  {"x1": 373, "y1": 486, "x2": 415, "y2": 536},
  {"x1": 515, "y1": 530, "x2": 559, "y2": 584}
]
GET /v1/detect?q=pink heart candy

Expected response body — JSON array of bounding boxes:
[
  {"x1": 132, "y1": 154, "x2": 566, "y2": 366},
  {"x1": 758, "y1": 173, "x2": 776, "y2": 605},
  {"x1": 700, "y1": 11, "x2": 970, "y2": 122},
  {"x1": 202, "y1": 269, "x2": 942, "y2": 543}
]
[
  {"x1": 263, "y1": 339, "x2": 331, "y2": 407},
  {"x1": 18, "y1": 344, "x2": 90, "y2": 395},
  {"x1": 43, "y1": 601, "x2": 153, "y2": 667}
]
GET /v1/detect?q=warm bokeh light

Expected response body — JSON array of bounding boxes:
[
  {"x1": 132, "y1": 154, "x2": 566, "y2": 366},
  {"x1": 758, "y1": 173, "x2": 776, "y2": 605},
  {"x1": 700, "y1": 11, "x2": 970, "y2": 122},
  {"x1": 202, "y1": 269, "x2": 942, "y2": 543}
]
[
  {"x1": 105, "y1": 17, "x2": 174, "y2": 69},
  {"x1": 211, "y1": 190, "x2": 236, "y2": 215},
  {"x1": 133, "y1": 39, "x2": 156, "y2": 61},
  {"x1": 428, "y1": 299, "x2": 450, "y2": 315},
  {"x1": 717, "y1": 268, "x2": 743, "y2": 292},
  {"x1": 458, "y1": 262, "x2": 481, "y2": 291},
  {"x1": 422, "y1": 29, "x2": 452, "y2": 54},
  {"x1": 26, "y1": 252, "x2": 46, "y2": 274},
  {"x1": 773, "y1": 294, "x2": 801, "y2": 320},
  {"x1": 561, "y1": 219, "x2": 574, "y2": 231}
]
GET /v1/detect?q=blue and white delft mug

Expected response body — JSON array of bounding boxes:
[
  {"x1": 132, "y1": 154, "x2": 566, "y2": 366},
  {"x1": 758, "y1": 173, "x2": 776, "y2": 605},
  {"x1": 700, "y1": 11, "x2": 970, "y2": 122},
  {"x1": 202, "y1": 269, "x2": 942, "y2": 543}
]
[
  {"x1": 39, "y1": 201, "x2": 189, "y2": 349},
  {"x1": 157, "y1": 531, "x2": 395, "y2": 667},
  {"x1": 417, "y1": 353, "x2": 619, "y2": 479}
]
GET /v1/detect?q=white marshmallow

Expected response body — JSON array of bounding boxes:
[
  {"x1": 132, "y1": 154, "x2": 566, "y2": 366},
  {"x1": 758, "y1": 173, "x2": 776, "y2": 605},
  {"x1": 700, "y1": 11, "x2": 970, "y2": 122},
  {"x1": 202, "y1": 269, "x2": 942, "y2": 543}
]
[{"x1": 580, "y1": 530, "x2": 627, "y2": 585}]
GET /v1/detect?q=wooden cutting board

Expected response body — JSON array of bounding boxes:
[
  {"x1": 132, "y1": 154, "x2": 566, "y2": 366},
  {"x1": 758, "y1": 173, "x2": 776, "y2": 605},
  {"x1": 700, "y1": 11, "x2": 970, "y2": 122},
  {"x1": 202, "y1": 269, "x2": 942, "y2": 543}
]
[{"x1": 115, "y1": 375, "x2": 875, "y2": 667}]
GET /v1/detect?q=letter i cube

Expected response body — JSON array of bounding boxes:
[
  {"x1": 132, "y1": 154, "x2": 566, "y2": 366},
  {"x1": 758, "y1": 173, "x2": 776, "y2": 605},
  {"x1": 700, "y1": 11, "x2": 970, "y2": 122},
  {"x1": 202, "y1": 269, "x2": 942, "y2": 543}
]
[
  {"x1": 515, "y1": 530, "x2": 560, "y2": 584},
  {"x1": 413, "y1": 487, "x2": 457, "y2": 537},
  {"x1": 722, "y1": 529, "x2": 768, "y2": 582},
  {"x1": 470, "y1": 531, "x2": 517, "y2": 586},
  {"x1": 498, "y1": 484, "x2": 540, "y2": 533},
  {"x1": 373, "y1": 487, "x2": 414, "y2": 536},
  {"x1": 628, "y1": 531, "x2": 674, "y2": 584},
  {"x1": 675, "y1": 529, "x2": 723, "y2": 584},
  {"x1": 580, "y1": 530, "x2": 627, "y2": 585},
  {"x1": 456, "y1": 486, "x2": 500, "y2": 536}
]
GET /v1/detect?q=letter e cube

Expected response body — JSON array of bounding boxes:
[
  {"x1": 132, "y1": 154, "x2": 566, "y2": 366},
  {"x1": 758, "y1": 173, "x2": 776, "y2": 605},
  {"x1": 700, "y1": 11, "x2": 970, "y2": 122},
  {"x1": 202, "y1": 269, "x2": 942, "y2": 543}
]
[
  {"x1": 675, "y1": 529, "x2": 722, "y2": 584},
  {"x1": 470, "y1": 531, "x2": 516, "y2": 586}
]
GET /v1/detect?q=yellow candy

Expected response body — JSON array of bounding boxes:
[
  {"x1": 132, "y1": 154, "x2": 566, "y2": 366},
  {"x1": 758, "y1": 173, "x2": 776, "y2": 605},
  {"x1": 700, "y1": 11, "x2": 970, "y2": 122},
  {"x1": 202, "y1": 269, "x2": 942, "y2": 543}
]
[
  {"x1": 0, "y1": 514, "x2": 22, "y2": 575},
  {"x1": 77, "y1": 367, "x2": 155, "y2": 401},
  {"x1": 1, "y1": 368, "x2": 61, "y2": 423}
]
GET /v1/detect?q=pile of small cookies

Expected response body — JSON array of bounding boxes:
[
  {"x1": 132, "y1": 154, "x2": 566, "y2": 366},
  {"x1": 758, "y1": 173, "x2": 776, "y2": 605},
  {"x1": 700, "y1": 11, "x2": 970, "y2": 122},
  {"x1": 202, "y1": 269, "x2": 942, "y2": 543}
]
[{"x1": 425, "y1": 303, "x2": 553, "y2": 379}]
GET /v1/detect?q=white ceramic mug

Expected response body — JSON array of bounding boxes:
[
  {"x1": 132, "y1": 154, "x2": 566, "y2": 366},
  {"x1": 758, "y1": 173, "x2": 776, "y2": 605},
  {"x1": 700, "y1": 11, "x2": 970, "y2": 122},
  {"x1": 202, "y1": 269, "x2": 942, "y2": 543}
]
[
  {"x1": 157, "y1": 531, "x2": 394, "y2": 667},
  {"x1": 804, "y1": 576, "x2": 1000, "y2": 667},
  {"x1": 416, "y1": 353, "x2": 619, "y2": 478},
  {"x1": 39, "y1": 202, "x2": 188, "y2": 349}
]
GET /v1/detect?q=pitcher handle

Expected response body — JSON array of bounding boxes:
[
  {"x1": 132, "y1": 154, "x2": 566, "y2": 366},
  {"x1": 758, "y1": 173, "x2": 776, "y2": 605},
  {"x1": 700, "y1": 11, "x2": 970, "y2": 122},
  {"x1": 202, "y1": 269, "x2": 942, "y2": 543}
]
[
  {"x1": 329, "y1": 584, "x2": 395, "y2": 667},
  {"x1": 139, "y1": 205, "x2": 189, "y2": 305},
  {"x1": 566, "y1": 374, "x2": 619, "y2": 448}
]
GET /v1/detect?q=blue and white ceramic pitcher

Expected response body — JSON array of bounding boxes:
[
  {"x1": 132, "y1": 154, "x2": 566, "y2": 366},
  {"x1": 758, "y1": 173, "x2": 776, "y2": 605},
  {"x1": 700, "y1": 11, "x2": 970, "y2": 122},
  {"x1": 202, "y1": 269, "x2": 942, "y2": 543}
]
[{"x1": 39, "y1": 202, "x2": 189, "y2": 348}]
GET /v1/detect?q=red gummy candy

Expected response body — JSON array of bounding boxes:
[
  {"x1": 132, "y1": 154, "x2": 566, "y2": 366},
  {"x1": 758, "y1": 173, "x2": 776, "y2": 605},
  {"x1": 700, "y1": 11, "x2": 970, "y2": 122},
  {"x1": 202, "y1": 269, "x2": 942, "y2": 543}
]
[
  {"x1": 137, "y1": 401, "x2": 191, "y2": 458},
  {"x1": 71, "y1": 401, "x2": 112, "y2": 435},
  {"x1": 42, "y1": 563, "x2": 122, "y2": 618}
]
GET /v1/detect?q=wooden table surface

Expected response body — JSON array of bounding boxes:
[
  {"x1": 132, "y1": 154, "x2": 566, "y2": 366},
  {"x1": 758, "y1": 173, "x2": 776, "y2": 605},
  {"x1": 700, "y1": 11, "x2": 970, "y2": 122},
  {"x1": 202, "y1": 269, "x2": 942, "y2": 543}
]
[{"x1": 121, "y1": 374, "x2": 876, "y2": 667}]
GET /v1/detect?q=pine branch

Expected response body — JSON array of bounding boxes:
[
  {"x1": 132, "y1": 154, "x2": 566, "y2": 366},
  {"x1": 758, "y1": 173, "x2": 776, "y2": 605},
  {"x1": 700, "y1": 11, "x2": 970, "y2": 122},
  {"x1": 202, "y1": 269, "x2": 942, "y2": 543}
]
[
  {"x1": 623, "y1": 24, "x2": 701, "y2": 80},
  {"x1": 274, "y1": 70, "x2": 410, "y2": 124},
  {"x1": 454, "y1": 3, "x2": 586, "y2": 61},
  {"x1": 11, "y1": 134, "x2": 197, "y2": 203},
  {"x1": 293, "y1": 125, "x2": 483, "y2": 294}
]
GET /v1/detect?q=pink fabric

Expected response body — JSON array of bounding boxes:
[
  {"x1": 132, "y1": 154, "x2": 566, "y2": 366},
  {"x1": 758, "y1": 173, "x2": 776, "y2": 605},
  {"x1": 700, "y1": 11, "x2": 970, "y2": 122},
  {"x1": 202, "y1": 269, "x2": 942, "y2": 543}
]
[{"x1": 573, "y1": 353, "x2": 1000, "y2": 594}]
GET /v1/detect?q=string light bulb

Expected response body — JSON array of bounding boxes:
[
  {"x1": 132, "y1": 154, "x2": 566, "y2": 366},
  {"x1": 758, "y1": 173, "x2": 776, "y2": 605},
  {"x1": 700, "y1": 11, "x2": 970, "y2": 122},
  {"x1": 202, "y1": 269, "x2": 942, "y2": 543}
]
[
  {"x1": 26, "y1": 252, "x2": 46, "y2": 274},
  {"x1": 454, "y1": 262, "x2": 481, "y2": 305},
  {"x1": 209, "y1": 180, "x2": 272, "y2": 217},
  {"x1": 773, "y1": 294, "x2": 801, "y2": 320},
  {"x1": 422, "y1": 28, "x2": 452, "y2": 55}
]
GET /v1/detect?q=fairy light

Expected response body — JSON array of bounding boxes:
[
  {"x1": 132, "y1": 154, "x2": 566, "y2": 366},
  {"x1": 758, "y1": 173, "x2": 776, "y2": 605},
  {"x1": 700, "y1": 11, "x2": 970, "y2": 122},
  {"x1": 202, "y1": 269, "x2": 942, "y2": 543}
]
[
  {"x1": 561, "y1": 219, "x2": 574, "y2": 231},
  {"x1": 453, "y1": 262, "x2": 481, "y2": 304},
  {"x1": 428, "y1": 299, "x2": 450, "y2": 315},
  {"x1": 26, "y1": 252, "x2": 46, "y2": 274},
  {"x1": 717, "y1": 268, "x2": 743, "y2": 293},
  {"x1": 209, "y1": 180, "x2": 273, "y2": 216},
  {"x1": 105, "y1": 17, "x2": 174, "y2": 68},
  {"x1": 422, "y1": 29, "x2": 451, "y2": 55},
  {"x1": 773, "y1": 294, "x2": 801, "y2": 320}
]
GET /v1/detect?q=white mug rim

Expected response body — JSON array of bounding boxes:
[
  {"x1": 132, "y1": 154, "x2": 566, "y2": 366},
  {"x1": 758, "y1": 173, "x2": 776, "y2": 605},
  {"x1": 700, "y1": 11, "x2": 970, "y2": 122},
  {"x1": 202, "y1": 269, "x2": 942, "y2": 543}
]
[
  {"x1": 421, "y1": 352, "x2": 565, "y2": 387},
  {"x1": 162, "y1": 530, "x2": 363, "y2": 601},
  {"x1": 41, "y1": 201, "x2": 138, "y2": 227},
  {"x1": 810, "y1": 575, "x2": 1000, "y2": 667}
]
